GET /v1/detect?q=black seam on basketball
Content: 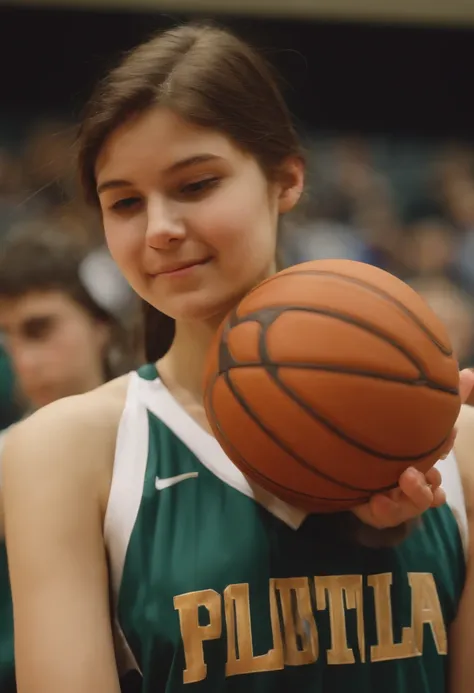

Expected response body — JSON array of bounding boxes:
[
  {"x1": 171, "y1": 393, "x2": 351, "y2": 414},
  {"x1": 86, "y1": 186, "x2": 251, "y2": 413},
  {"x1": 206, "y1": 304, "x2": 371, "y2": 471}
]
[
  {"x1": 272, "y1": 368, "x2": 449, "y2": 461},
  {"x1": 227, "y1": 306, "x2": 457, "y2": 395},
  {"x1": 205, "y1": 372, "x2": 389, "y2": 500},
  {"x1": 250, "y1": 305, "x2": 428, "y2": 369},
  {"x1": 216, "y1": 369, "x2": 406, "y2": 492},
  {"x1": 219, "y1": 361, "x2": 459, "y2": 392},
  {"x1": 241, "y1": 269, "x2": 452, "y2": 356},
  {"x1": 253, "y1": 311, "x2": 452, "y2": 461}
]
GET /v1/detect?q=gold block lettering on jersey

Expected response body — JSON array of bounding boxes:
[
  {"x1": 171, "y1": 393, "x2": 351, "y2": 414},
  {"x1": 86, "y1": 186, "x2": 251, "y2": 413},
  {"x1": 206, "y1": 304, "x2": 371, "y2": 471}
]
[
  {"x1": 368, "y1": 573, "x2": 447, "y2": 662},
  {"x1": 224, "y1": 583, "x2": 284, "y2": 676},
  {"x1": 174, "y1": 572, "x2": 448, "y2": 683},
  {"x1": 408, "y1": 573, "x2": 447, "y2": 656},
  {"x1": 368, "y1": 573, "x2": 418, "y2": 662},
  {"x1": 272, "y1": 577, "x2": 319, "y2": 666},
  {"x1": 315, "y1": 575, "x2": 365, "y2": 665},
  {"x1": 173, "y1": 589, "x2": 222, "y2": 684}
]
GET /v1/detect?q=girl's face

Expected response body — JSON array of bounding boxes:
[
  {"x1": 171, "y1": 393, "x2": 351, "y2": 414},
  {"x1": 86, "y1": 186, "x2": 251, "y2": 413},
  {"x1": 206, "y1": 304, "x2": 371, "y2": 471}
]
[{"x1": 96, "y1": 107, "x2": 303, "y2": 325}]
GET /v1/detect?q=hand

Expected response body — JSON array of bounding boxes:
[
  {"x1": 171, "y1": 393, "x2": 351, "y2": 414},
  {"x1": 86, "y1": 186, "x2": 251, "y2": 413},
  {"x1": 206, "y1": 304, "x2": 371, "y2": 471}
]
[{"x1": 352, "y1": 368, "x2": 474, "y2": 530}]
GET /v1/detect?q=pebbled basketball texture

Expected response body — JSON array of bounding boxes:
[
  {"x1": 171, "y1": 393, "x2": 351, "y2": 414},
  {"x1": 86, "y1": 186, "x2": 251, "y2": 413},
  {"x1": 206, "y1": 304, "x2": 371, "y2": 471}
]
[{"x1": 203, "y1": 259, "x2": 461, "y2": 513}]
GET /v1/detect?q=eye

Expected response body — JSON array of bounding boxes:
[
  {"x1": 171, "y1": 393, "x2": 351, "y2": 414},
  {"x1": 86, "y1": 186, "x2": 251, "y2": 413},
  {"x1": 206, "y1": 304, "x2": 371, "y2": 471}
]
[
  {"x1": 23, "y1": 317, "x2": 55, "y2": 341},
  {"x1": 180, "y1": 177, "x2": 220, "y2": 197},
  {"x1": 109, "y1": 197, "x2": 142, "y2": 212}
]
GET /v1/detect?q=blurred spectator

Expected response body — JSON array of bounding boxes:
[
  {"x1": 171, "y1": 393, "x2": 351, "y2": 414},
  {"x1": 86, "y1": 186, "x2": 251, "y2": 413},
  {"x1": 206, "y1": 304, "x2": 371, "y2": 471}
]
[
  {"x1": 0, "y1": 226, "x2": 138, "y2": 416},
  {"x1": 409, "y1": 276, "x2": 474, "y2": 368},
  {"x1": 434, "y1": 144, "x2": 474, "y2": 230},
  {"x1": 398, "y1": 218, "x2": 457, "y2": 278}
]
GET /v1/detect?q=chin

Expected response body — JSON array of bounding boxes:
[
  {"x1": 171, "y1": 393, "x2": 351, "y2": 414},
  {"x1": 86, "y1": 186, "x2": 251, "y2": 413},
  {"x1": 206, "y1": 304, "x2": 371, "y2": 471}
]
[
  {"x1": 177, "y1": 304, "x2": 231, "y2": 326},
  {"x1": 167, "y1": 293, "x2": 240, "y2": 326}
]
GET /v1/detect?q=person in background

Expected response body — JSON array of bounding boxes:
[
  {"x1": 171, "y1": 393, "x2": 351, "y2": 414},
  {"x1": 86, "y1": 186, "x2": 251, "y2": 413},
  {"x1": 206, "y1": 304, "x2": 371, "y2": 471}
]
[
  {"x1": 0, "y1": 226, "x2": 136, "y2": 414},
  {"x1": 0, "y1": 226, "x2": 139, "y2": 692}
]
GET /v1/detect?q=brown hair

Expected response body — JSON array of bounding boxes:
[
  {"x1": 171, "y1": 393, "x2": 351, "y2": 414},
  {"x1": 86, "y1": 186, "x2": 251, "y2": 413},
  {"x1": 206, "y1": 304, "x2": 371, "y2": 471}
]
[
  {"x1": 0, "y1": 227, "x2": 137, "y2": 380},
  {"x1": 77, "y1": 21, "x2": 302, "y2": 361}
]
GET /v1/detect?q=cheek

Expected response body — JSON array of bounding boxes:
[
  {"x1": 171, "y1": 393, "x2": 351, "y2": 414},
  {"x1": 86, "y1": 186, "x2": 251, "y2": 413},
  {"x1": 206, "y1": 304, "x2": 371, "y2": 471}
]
[
  {"x1": 51, "y1": 328, "x2": 85, "y2": 362},
  {"x1": 56, "y1": 320, "x2": 101, "y2": 359},
  {"x1": 200, "y1": 183, "x2": 276, "y2": 260}
]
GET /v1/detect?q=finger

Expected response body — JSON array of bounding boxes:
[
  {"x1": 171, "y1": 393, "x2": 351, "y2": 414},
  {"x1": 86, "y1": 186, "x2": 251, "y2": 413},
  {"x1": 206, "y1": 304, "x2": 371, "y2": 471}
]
[
  {"x1": 431, "y1": 486, "x2": 447, "y2": 508},
  {"x1": 357, "y1": 467, "x2": 444, "y2": 528},
  {"x1": 363, "y1": 494, "x2": 398, "y2": 528},
  {"x1": 397, "y1": 467, "x2": 434, "y2": 512},
  {"x1": 363, "y1": 472, "x2": 426, "y2": 529},
  {"x1": 424, "y1": 466, "x2": 442, "y2": 492},
  {"x1": 459, "y1": 368, "x2": 474, "y2": 404}
]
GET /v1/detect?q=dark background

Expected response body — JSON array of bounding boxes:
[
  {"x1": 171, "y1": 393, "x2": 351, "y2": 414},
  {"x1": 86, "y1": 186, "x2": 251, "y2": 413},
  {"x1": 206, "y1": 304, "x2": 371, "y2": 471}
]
[{"x1": 1, "y1": 6, "x2": 473, "y2": 137}]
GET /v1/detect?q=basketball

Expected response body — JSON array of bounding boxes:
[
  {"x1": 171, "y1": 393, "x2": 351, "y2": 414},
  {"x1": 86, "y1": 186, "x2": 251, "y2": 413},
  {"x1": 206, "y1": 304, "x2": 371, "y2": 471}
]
[{"x1": 203, "y1": 259, "x2": 461, "y2": 513}]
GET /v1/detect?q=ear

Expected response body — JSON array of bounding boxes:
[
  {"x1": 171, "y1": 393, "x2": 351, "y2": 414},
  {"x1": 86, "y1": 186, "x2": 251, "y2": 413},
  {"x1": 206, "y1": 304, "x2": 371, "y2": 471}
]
[{"x1": 277, "y1": 156, "x2": 305, "y2": 214}]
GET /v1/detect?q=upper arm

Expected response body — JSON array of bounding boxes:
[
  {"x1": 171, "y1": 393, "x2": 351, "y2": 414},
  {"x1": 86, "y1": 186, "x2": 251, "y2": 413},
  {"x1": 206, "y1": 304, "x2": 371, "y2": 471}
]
[
  {"x1": 447, "y1": 405, "x2": 474, "y2": 692},
  {"x1": 2, "y1": 397, "x2": 121, "y2": 693}
]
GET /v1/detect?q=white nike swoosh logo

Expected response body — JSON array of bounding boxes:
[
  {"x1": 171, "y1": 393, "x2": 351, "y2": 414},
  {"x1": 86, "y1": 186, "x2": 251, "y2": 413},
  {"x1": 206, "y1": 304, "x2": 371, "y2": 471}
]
[{"x1": 155, "y1": 472, "x2": 199, "y2": 491}]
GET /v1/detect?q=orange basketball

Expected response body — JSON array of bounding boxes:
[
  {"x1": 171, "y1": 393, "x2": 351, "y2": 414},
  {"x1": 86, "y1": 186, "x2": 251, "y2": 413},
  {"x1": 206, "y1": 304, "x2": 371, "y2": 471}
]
[{"x1": 203, "y1": 259, "x2": 461, "y2": 513}]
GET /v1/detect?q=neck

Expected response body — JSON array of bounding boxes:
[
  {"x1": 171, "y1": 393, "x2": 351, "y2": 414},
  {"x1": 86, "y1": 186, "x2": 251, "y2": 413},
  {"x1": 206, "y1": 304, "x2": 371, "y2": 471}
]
[
  {"x1": 157, "y1": 315, "x2": 223, "y2": 404},
  {"x1": 157, "y1": 260, "x2": 278, "y2": 404}
]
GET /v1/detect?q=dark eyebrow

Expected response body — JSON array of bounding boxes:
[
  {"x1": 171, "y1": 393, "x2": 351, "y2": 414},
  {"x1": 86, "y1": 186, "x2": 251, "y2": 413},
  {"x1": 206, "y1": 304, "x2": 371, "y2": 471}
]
[
  {"x1": 96, "y1": 179, "x2": 131, "y2": 195},
  {"x1": 167, "y1": 153, "x2": 222, "y2": 173},
  {"x1": 96, "y1": 153, "x2": 222, "y2": 195}
]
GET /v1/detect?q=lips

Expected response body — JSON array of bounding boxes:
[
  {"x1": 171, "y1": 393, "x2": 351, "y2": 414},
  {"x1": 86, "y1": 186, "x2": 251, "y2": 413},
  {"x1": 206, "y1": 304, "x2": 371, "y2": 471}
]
[{"x1": 155, "y1": 258, "x2": 211, "y2": 275}]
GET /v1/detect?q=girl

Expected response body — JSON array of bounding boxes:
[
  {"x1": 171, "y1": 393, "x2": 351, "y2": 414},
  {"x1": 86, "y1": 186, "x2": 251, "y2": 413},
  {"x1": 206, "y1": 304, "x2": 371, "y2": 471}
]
[{"x1": 3, "y1": 23, "x2": 474, "y2": 693}]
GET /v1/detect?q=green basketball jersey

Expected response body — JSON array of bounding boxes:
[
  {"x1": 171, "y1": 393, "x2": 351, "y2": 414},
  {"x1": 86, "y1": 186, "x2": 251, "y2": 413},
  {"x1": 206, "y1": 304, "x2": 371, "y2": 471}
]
[
  {"x1": 106, "y1": 365, "x2": 467, "y2": 693},
  {"x1": 0, "y1": 427, "x2": 16, "y2": 693},
  {"x1": 0, "y1": 543, "x2": 15, "y2": 693}
]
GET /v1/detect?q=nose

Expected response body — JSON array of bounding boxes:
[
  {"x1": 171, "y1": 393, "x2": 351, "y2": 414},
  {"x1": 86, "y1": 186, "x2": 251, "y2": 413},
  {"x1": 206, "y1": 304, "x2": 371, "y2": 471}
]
[{"x1": 145, "y1": 195, "x2": 186, "y2": 250}]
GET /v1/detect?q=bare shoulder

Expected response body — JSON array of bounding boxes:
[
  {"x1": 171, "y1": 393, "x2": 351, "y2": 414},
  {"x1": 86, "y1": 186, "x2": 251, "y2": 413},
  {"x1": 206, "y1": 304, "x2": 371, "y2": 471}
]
[
  {"x1": 447, "y1": 413, "x2": 474, "y2": 691},
  {"x1": 454, "y1": 405, "x2": 474, "y2": 512},
  {"x1": 4, "y1": 374, "x2": 129, "y2": 457},
  {"x1": 2, "y1": 374, "x2": 130, "y2": 515},
  {"x1": 455, "y1": 402, "x2": 474, "y2": 437}
]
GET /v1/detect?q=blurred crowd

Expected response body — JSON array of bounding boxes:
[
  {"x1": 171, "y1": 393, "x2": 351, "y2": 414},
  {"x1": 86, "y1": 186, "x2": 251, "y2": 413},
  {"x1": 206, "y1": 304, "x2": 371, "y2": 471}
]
[
  {"x1": 284, "y1": 135, "x2": 474, "y2": 368},
  {"x1": 0, "y1": 119, "x2": 139, "y2": 430},
  {"x1": 0, "y1": 119, "x2": 101, "y2": 244},
  {"x1": 1, "y1": 118, "x2": 474, "y2": 428}
]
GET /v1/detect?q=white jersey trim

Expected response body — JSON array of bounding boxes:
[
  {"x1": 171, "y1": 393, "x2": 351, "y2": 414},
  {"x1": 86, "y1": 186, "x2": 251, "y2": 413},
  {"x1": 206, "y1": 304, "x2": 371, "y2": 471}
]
[
  {"x1": 435, "y1": 451, "x2": 468, "y2": 559},
  {"x1": 104, "y1": 372, "x2": 146, "y2": 676},
  {"x1": 138, "y1": 376, "x2": 307, "y2": 530}
]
